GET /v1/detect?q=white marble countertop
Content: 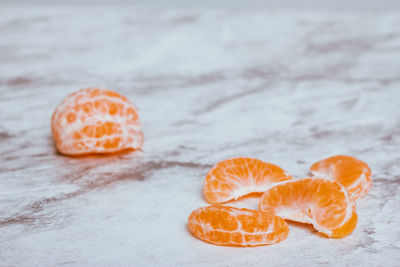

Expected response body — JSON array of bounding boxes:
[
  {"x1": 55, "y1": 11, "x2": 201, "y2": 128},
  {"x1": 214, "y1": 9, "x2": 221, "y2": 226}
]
[{"x1": 1, "y1": 4, "x2": 400, "y2": 266}]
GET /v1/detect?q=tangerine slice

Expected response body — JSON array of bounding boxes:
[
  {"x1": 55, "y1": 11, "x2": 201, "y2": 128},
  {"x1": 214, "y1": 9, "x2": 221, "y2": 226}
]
[
  {"x1": 259, "y1": 178, "x2": 357, "y2": 238},
  {"x1": 203, "y1": 157, "x2": 292, "y2": 203},
  {"x1": 310, "y1": 155, "x2": 372, "y2": 200},
  {"x1": 51, "y1": 88, "x2": 143, "y2": 155},
  {"x1": 188, "y1": 205, "x2": 289, "y2": 246}
]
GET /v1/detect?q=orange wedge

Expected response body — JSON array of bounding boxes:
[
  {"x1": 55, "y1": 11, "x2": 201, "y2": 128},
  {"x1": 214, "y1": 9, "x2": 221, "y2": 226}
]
[
  {"x1": 310, "y1": 155, "x2": 372, "y2": 200},
  {"x1": 51, "y1": 88, "x2": 143, "y2": 156},
  {"x1": 188, "y1": 205, "x2": 289, "y2": 246},
  {"x1": 203, "y1": 157, "x2": 292, "y2": 203},
  {"x1": 259, "y1": 178, "x2": 357, "y2": 238}
]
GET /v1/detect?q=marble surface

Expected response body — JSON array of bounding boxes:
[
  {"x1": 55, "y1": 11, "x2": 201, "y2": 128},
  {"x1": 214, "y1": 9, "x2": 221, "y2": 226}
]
[{"x1": 1, "y1": 5, "x2": 400, "y2": 267}]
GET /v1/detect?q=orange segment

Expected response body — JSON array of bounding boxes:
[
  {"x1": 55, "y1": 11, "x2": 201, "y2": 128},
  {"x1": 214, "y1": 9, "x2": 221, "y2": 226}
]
[
  {"x1": 203, "y1": 157, "x2": 292, "y2": 203},
  {"x1": 259, "y1": 178, "x2": 357, "y2": 238},
  {"x1": 188, "y1": 205, "x2": 289, "y2": 246},
  {"x1": 51, "y1": 88, "x2": 143, "y2": 156},
  {"x1": 310, "y1": 155, "x2": 372, "y2": 200}
]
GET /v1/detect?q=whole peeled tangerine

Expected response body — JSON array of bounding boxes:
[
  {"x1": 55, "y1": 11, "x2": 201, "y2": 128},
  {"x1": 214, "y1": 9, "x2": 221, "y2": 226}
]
[{"x1": 51, "y1": 88, "x2": 143, "y2": 156}]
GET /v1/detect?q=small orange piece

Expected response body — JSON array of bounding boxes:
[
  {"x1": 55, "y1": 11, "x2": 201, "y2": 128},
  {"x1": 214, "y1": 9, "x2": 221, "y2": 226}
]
[
  {"x1": 188, "y1": 205, "x2": 289, "y2": 246},
  {"x1": 51, "y1": 88, "x2": 143, "y2": 155},
  {"x1": 310, "y1": 155, "x2": 372, "y2": 200},
  {"x1": 259, "y1": 178, "x2": 357, "y2": 238},
  {"x1": 203, "y1": 157, "x2": 292, "y2": 203}
]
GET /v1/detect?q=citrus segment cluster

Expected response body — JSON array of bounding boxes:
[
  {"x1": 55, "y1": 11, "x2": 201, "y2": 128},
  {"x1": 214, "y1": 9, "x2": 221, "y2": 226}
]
[
  {"x1": 189, "y1": 155, "x2": 371, "y2": 246},
  {"x1": 51, "y1": 88, "x2": 143, "y2": 155}
]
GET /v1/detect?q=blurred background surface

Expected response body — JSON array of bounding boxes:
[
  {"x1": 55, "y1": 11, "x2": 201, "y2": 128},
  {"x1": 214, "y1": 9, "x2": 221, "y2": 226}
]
[{"x1": 2, "y1": 0, "x2": 400, "y2": 11}]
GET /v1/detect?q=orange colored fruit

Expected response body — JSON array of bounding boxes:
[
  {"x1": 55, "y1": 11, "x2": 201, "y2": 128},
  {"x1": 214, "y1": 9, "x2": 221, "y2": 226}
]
[
  {"x1": 203, "y1": 157, "x2": 292, "y2": 203},
  {"x1": 310, "y1": 155, "x2": 372, "y2": 200},
  {"x1": 51, "y1": 88, "x2": 143, "y2": 155},
  {"x1": 188, "y1": 205, "x2": 289, "y2": 246},
  {"x1": 259, "y1": 178, "x2": 357, "y2": 238}
]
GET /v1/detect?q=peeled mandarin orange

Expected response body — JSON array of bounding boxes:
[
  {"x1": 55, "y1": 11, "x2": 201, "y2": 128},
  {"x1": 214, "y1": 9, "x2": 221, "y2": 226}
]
[
  {"x1": 203, "y1": 157, "x2": 292, "y2": 204},
  {"x1": 51, "y1": 88, "x2": 143, "y2": 156},
  {"x1": 259, "y1": 178, "x2": 357, "y2": 238},
  {"x1": 310, "y1": 155, "x2": 372, "y2": 200},
  {"x1": 188, "y1": 205, "x2": 289, "y2": 246}
]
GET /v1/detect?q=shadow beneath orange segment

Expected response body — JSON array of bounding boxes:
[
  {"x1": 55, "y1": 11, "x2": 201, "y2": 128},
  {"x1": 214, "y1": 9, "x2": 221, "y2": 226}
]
[
  {"x1": 55, "y1": 147, "x2": 142, "y2": 159},
  {"x1": 287, "y1": 221, "x2": 326, "y2": 238},
  {"x1": 203, "y1": 192, "x2": 264, "y2": 205}
]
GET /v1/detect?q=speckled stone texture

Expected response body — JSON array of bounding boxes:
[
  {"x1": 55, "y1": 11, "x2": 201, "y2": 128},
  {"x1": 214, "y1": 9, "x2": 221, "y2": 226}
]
[{"x1": 0, "y1": 5, "x2": 400, "y2": 266}]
